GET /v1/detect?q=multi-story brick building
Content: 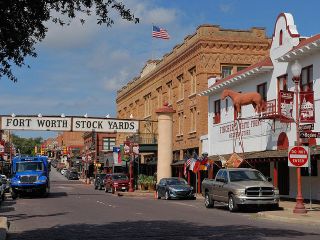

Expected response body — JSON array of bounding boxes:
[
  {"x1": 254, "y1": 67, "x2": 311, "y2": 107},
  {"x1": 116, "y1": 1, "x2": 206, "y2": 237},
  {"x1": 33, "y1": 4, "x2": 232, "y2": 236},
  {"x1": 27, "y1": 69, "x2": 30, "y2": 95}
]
[
  {"x1": 82, "y1": 132, "x2": 117, "y2": 177},
  {"x1": 116, "y1": 24, "x2": 271, "y2": 164}
]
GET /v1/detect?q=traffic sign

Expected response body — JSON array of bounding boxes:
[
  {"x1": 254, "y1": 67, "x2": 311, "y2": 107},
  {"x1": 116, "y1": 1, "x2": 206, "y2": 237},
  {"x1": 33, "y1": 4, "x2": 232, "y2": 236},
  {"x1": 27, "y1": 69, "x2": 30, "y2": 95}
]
[
  {"x1": 288, "y1": 146, "x2": 309, "y2": 167},
  {"x1": 299, "y1": 124, "x2": 314, "y2": 131},
  {"x1": 300, "y1": 131, "x2": 320, "y2": 138}
]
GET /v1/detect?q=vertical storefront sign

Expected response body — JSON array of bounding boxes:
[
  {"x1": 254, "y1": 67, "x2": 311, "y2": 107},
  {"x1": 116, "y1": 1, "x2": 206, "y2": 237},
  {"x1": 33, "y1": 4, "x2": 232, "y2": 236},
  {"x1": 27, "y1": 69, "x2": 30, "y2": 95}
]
[
  {"x1": 300, "y1": 91, "x2": 315, "y2": 123},
  {"x1": 279, "y1": 91, "x2": 294, "y2": 121}
]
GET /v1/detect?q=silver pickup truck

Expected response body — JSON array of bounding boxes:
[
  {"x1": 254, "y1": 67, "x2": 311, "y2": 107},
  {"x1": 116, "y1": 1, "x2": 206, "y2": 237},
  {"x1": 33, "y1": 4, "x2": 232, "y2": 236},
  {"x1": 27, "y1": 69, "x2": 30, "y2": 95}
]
[{"x1": 201, "y1": 168, "x2": 279, "y2": 212}]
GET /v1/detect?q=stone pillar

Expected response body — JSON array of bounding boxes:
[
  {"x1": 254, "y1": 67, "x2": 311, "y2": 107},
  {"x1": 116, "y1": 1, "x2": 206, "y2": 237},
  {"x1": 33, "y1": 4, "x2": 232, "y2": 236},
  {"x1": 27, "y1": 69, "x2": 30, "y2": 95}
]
[{"x1": 156, "y1": 103, "x2": 176, "y2": 183}]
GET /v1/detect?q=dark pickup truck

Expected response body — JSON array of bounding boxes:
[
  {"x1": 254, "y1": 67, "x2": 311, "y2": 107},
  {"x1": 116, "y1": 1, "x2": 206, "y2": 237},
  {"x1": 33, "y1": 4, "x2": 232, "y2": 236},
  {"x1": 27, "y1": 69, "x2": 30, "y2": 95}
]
[{"x1": 202, "y1": 168, "x2": 279, "y2": 212}]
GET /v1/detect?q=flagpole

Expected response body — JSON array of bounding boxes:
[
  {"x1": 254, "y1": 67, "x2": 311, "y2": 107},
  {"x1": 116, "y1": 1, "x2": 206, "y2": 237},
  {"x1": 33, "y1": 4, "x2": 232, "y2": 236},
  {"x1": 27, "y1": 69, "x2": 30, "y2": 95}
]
[{"x1": 151, "y1": 24, "x2": 154, "y2": 60}]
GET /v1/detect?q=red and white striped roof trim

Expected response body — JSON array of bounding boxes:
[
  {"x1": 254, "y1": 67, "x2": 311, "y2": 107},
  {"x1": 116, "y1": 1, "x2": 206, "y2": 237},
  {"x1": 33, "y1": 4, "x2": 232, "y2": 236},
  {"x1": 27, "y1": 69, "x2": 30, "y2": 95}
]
[{"x1": 277, "y1": 34, "x2": 320, "y2": 62}]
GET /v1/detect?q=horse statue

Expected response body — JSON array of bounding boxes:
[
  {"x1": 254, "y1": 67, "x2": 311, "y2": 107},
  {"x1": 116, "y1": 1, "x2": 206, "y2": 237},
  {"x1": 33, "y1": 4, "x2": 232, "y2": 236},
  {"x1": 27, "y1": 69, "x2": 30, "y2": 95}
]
[{"x1": 221, "y1": 89, "x2": 264, "y2": 117}]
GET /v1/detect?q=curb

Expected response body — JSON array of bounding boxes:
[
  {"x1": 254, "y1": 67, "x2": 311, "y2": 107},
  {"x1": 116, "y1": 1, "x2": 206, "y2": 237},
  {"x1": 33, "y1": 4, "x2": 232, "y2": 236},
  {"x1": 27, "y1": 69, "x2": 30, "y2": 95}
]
[
  {"x1": 256, "y1": 211, "x2": 320, "y2": 226},
  {"x1": 0, "y1": 217, "x2": 8, "y2": 240}
]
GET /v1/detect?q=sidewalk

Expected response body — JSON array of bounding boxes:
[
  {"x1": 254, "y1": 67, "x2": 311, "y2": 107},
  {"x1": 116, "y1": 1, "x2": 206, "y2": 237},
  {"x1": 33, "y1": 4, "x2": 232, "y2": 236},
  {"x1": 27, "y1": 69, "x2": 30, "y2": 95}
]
[{"x1": 257, "y1": 200, "x2": 320, "y2": 225}]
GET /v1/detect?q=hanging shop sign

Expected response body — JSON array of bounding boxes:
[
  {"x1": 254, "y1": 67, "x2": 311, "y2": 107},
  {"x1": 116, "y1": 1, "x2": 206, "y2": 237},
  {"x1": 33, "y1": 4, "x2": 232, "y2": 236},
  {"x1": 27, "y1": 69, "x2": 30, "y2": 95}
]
[
  {"x1": 299, "y1": 124, "x2": 314, "y2": 131},
  {"x1": 279, "y1": 90, "x2": 294, "y2": 121},
  {"x1": 300, "y1": 131, "x2": 320, "y2": 138},
  {"x1": 299, "y1": 91, "x2": 315, "y2": 123}
]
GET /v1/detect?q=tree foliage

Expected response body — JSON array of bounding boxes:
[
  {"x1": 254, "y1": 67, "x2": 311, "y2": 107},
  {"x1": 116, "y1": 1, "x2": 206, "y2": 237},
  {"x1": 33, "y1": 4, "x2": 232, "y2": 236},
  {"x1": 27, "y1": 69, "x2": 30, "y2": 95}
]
[
  {"x1": 11, "y1": 134, "x2": 43, "y2": 155},
  {"x1": 0, "y1": 0, "x2": 139, "y2": 82}
]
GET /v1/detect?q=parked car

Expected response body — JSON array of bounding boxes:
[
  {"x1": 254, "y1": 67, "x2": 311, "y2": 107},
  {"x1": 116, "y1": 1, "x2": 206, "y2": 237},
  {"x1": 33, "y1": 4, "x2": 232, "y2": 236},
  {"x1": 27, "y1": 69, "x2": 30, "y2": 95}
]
[
  {"x1": 104, "y1": 173, "x2": 129, "y2": 193},
  {"x1": 201, "y1": 168, "x2": 279, "y2": 212},
  {"x1": 94, "y1": 173, "x2": 107, "y2": 190},
  {"x1": 0, "y1": 175, "x2": 10, "y2": 193},
  {"x1": 61, "y1": 168, "x2": 68, "y2": 175},
  {"x1": 67, "y1": 171, "x2": 79, "y2": 180},
  {"x1": 156, "y1": 177, "x2": 195, "y2": 200}
]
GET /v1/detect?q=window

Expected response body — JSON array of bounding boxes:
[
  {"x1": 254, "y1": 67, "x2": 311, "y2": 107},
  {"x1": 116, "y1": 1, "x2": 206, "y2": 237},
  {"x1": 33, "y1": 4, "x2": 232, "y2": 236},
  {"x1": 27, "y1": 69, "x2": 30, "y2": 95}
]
[
  {"x1": 257, "y1": 82, "x2": 267, "y2": 101},
  {"x1": 214, "y1": 100, "x2": 221, "y2": 124},
  {"x1": 144, "y1": 93, "x2": 151, "y2": 117},
  {"x1": 177, "y1": 74, "x2": 184, "y2": 100},
  {"x1": 103, "y1": 138, "x2": 116, "y2": 151},
  {"x1": 277, "y1": 74, "x2": 288, "y2": 91},
  {"x1": 167, "y1": 81, "x2": 173, "y2": 105},
  {"x1": 157, "y1": 87, "x2": 163, "y2": 108},
  {"x1": 225, "y1": 98, "x2": 229, "y2": 112},
  {"x1": 189, "y1": 67, "x2": 197, "y2": 94},
  {"x1": 300, "y1": 65, "x2": 313, "y2": 91},
  {"x1": 190, "y1": 107, "x2": 196, "y2": 132},
  {"x1": 279, "y1": 30, "x2": 283, "y2": 46},
  {"x1": 178, "y1": 112, "x2": 184, "y2": 135},
  {"x1": 237, "y1": 66, "x2": 247, "y2": 72},
  {"x1": 221, "y1": 66, "x2": 233, "y2": 78}
]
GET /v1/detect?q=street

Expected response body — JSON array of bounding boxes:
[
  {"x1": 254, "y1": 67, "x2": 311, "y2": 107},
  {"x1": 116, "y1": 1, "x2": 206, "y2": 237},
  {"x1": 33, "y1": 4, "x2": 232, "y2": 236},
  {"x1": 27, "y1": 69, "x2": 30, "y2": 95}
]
[{"x1": 1, "y1": 170, "x2": 320, "y2": 240}]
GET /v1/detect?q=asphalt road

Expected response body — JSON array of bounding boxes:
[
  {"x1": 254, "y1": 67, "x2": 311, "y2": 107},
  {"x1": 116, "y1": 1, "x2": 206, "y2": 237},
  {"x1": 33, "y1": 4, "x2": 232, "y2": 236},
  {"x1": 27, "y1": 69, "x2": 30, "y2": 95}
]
[{"x1": 1, "y1": 169, "x2": 320, "y2": 240}]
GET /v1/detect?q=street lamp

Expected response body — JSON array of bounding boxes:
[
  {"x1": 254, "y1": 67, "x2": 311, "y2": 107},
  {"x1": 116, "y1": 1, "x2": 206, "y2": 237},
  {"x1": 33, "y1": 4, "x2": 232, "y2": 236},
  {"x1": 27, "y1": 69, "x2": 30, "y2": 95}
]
[{"x1": 291, "y1": 60, "x2": 307, "y2": 214}]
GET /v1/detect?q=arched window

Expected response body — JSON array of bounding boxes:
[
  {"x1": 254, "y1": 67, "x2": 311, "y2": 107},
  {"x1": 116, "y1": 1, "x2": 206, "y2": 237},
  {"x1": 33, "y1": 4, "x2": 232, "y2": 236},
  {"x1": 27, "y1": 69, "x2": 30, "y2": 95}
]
[
  {"x1": 279, "y1": 30, "x2": 283, "y2": 46},
  {"x1": 277, "y1": 132, "x2": 288, "y2": 150}
]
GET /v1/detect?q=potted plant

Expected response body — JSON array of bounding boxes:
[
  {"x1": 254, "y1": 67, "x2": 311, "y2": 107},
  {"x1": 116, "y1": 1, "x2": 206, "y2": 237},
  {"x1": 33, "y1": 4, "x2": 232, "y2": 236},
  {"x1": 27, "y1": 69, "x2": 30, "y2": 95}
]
[
  {"x1": 146, "y1": 175, "x2": 156, "y2": 191},
  {"x1": 138, "y1": 174, "x2": 148, "y2": 190}
]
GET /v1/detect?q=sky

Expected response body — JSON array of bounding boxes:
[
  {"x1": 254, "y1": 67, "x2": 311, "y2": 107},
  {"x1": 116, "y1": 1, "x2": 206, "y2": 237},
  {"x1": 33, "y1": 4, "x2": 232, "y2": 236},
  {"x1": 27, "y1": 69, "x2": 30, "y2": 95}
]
[{"x1": 1, "y1": 0, "x2": 320, "y2": 139}]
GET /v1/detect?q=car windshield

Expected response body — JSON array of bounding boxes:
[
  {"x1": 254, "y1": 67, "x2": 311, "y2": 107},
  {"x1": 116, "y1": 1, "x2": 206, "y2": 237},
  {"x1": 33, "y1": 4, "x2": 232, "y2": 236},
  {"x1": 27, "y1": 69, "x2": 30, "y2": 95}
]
[
  {"x1": 16, "y1": 162, "x2": 44, "y2": 172},
  {"x1": 97, "y1": 174, "x2": 106, "y2": 178},
  {"x1": 229, "y1": 170, "x2": 266, "y2": 182},
  {"x1": 167, "y1": 179, "x2": 188, "y2": 185},
  {"x1": 112, "y1": 175, "x2": 128, "y2": 180}
]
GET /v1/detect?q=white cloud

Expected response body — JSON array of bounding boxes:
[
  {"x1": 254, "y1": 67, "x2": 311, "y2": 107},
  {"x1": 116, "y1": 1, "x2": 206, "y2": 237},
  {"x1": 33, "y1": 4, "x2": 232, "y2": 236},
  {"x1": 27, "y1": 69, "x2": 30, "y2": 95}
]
[
  {"x1": 41, "y1": 13, "x2": 100, "y2": 49},
  {"x1": 103, "y1": 69, "x2": 131, "y2": 91}
]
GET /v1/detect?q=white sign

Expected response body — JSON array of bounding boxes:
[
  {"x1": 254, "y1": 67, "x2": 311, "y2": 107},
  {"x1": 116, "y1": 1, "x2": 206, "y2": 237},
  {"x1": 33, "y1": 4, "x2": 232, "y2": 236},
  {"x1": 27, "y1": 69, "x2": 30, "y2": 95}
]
[
  {"x1": 1, "y1": 116, "x2": 139, "y2": 133},
  {"x1": 72, "y1": 118, "x2": 139, "y2": 133},
  {"x1": 1, "y1": 116, "x2": 72, "y2": 131}
]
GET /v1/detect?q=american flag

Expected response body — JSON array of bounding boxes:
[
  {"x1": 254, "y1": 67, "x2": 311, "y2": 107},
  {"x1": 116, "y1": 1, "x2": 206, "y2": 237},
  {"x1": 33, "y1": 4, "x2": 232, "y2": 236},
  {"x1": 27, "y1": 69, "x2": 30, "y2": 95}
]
[
  {"x1": 185, "y1": 158, "x2": 192, "y2": 167},
  {"x1": 152, "y1": 25, "x2": 170, "y2": 39}
]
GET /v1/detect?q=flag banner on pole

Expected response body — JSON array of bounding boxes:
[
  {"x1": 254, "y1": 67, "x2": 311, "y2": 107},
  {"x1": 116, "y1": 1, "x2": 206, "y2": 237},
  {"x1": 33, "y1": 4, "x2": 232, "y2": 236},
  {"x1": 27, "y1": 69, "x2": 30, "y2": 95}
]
[{"x1": 152, "y1": 25, "x2": 170, "y2": 39}]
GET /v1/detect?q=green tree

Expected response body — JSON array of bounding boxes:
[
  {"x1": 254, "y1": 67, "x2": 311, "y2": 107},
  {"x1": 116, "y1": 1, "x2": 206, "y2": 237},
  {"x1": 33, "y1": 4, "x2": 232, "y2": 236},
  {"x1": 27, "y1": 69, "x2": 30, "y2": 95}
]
[
  {"x1": 0, "y1": 0, "x2": 139, "y2": 82},
  {"x1": 11, "y1": 134, "x2": 43, "y2": 155}
]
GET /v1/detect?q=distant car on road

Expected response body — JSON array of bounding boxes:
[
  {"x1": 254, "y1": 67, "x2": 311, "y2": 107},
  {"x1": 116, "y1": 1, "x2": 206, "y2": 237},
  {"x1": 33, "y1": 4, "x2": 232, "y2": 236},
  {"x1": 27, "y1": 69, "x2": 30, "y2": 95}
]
[
  {"x1": 104, "y1": 173, "x2": 129, "y2": 193},
  {"x1": 0, "y1": 175, "x2": 10, "y2": 193},
  {"x1": 156, "y1": 177, "x2": 195, "y2": 200},
  {"x1": 94, "y1": 173, "x2": 107, "y2": 190},
  {"x1": 67, "y1": 171, "x2": 79, "y2": 180},
  {"x1": 61, "y1": 168, "x2": 68, "y2": 175}
]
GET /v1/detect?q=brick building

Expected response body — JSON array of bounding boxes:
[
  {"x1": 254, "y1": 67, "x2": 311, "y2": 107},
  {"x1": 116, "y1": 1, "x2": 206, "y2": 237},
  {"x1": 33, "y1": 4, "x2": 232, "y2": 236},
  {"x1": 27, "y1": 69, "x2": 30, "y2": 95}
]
[
  {"x1": 83, "y1": 132, "x2": 116, "y2": 177},
  {"x1": 116, "y1": 24, "x2": 271, "y2": 164}
]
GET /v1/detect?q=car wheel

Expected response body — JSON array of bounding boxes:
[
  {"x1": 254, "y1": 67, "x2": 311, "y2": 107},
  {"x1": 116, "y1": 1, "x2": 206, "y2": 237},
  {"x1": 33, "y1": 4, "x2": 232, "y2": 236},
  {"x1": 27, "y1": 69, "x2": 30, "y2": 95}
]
[
  {"x1": 165, "y1": 191, "x2": 170, "y2": 200},
  {"x1": 204, "y1": 192, "x2": 214, "y2": 208},
  {"x1": 228, "y1": 194, "x2": 238, "y2": 212},
  {"x1": 157, "y1": 190, "x2": 161, "y2": 199}
]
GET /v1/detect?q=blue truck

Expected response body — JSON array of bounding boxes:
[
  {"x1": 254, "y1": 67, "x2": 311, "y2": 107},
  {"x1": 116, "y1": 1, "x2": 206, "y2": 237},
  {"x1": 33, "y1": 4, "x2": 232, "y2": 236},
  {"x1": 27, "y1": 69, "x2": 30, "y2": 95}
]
[{"x1": 10, "y1": 155, "x2": 50, "y2": 199}]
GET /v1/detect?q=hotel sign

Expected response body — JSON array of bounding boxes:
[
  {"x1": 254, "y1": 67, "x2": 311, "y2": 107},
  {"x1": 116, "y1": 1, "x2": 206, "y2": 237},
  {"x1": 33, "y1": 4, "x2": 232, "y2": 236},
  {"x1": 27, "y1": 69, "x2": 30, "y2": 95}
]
[{"x1": 0, "y1": 116, "x2": 139, "y2": 133}]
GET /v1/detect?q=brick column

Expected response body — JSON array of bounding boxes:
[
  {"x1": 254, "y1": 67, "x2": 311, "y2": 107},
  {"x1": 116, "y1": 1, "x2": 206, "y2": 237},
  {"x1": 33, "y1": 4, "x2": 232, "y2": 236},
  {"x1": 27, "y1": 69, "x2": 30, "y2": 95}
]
[{"x1": 156, "y1": 103, "x2": 176, "y2": 183}]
